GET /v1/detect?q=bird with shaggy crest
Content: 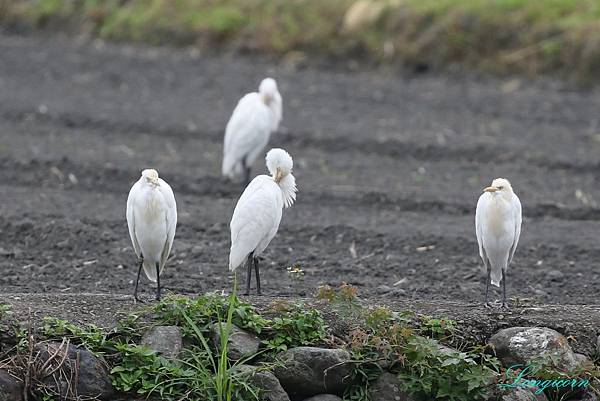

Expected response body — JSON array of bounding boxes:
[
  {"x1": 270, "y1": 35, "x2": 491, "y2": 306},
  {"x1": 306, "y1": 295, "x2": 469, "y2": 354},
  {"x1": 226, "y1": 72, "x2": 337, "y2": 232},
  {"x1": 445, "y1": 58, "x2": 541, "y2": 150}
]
[{"x1": 228, "y1": 148, "x2": 297, "y2": 295}]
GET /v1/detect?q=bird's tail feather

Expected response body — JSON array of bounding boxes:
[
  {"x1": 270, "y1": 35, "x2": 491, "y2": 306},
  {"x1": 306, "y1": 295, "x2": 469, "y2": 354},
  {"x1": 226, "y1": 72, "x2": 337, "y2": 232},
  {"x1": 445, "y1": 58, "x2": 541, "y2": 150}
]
[
  {"x1": 490, "y1": 269, "x2": 502, "y2": 287},
  {"x1": 229, "y1": 248, "x2": 246, "y2": 272},
  {"x1": 222, "y1": 155, "x2": 235, "y2": 177},
  {"x1": 143, "y1": 261, "x2": 163, "y2": 283},
  {"x1": 222, "y1": 157, "x2": 244, "y2": 179}
]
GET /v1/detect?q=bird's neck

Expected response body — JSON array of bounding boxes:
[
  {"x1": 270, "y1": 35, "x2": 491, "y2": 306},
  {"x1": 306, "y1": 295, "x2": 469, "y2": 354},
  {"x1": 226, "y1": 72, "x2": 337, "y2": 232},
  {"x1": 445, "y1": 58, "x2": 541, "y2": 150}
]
[{"x1": 143, "y1": 187, "x2": 163, "y2": 214}]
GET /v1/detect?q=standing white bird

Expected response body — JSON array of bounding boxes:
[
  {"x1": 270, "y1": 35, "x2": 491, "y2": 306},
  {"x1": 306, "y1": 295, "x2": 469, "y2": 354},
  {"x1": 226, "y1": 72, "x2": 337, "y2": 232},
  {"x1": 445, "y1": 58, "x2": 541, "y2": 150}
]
[
  {"x1": 222, "y1": 78, "x2": 282, "y2": 185},
  {"x1": 229, "y1": 148, "x2": 297, "y2": 295},
  {"x1": 126, "y1": 169, "x2": 177, "y2": 302},
  {"x1": 475, "y1": 178, "x2": 522, "y2": 308}
]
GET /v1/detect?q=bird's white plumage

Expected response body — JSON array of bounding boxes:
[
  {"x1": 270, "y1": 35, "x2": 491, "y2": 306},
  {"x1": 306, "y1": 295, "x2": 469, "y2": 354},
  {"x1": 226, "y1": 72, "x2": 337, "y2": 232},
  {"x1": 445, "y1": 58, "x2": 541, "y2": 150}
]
[
  {"x1": 126, "y1": 169, "x2": 177, "y2": 282},
  {"x1": 266, "y1": 147, "x2": 296, "y2": 208},
  {"x1": 229, "y1": 148, "x2": 297, "y2": 271},
  {"x1": 259, "y1": 78, "x2": 282, "y2": 132},
  {"x1": 222, "y1": 78, "x2": 282, "y2": 179},
  {"x1": 475, "y1": 178, "x2": 521, "y2": 287}
]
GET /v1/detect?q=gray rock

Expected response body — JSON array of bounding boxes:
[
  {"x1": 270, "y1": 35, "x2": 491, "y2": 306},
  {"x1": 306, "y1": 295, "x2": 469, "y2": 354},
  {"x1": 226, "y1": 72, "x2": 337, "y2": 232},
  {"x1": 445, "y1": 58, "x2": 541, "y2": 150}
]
[
  {"x1": 302, "y1": 395, "x2": 342, "y2": 401},
  {"x1": 369, "y1": 372, "x2": 414, "y2": 401},
  {"x1": 0, "y1": 369, "x2": 22, "y2": 401},
  {"x1": 498, "y1": 387, "x2": 548, "y2": 401},
  {"x1": 579, "y1": 390, "x2": 599, "y2": 401},
  {"x1": 489, "y1": 327, "x2": 581, "y2": 371},
  {"x1": 237, "y1": 365, "x2": 290, "y2": 401},
  {"x1": 376, "y1": 285, "x2": 392, "y2": 294},
  {"x1": 34, "y1": 341, "x2": 114, "y2": 400},
  {"x1": 212, "y1": 323, "x2": 261, "y2": 361},
  {"x1": 546, "y1": 270, "x2": 564, "y2": 281},
  {"x1": 274, "y1": 347, "x2": 353, "y2": 397},
  {"x1": 573, "y1": 353, "x2": 593, "y2": 369},
  {"x1": 141, "y1": 325, "x2": 182, "y2": 359}
]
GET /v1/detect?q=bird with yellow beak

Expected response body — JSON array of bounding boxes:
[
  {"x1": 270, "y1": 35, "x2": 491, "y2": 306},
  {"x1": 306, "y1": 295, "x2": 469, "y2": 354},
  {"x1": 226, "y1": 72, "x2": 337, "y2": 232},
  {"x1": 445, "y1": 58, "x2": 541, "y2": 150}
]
[
  {"x1": 475, "y1": 178, "x2": 522, "y2": 308},
  {"x1": 228, "y1": 148, "x2": 297, "y2": 295},
  {"x1": 126, "y1": 169, "x2": 177, "y2": 302}
]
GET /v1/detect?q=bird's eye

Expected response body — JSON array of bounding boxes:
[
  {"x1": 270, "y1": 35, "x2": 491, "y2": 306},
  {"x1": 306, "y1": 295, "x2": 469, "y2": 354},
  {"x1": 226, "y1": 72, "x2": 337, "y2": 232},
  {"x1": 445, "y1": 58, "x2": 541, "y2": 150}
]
[{"x1": 497, "y1": 186, "x2": 504, "y2": 190}]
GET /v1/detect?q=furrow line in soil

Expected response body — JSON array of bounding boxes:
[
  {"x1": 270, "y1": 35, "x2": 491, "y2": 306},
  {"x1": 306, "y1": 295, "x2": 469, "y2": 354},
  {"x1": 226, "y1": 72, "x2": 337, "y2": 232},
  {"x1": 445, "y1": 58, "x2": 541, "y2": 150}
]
[
  {"x1": 2, "y1": 157, "x2": 600, "y2": 221},
  {"x1": 1, "y1": 107, "x2": 598, "y2": 173}
]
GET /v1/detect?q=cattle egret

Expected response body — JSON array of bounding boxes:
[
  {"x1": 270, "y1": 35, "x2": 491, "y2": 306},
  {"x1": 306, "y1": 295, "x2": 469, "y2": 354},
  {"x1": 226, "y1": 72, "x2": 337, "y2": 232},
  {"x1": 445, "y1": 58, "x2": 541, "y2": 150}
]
[
  {"x1": 222, "y1": 78, "x2": 282, "y2": 185},
  {"x1": 229, "y1": 148, "x2": 297, "y2": 295},
  {"x1": 126, "y1": 169, "x2": 177, "y2": 302},
  {"x1": 475, "y1": 178, "x2": 522, "y2": 308}
]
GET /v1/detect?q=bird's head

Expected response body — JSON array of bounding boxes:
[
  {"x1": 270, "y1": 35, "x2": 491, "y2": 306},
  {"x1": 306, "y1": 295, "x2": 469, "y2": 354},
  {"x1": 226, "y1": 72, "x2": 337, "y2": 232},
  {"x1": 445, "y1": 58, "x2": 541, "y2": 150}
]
[
  {"x1": 483, "y1": 178, "x2": 514, "y2": 198},
  {"x1": 142, "y1": 169, "x2": 160, "y2": 186},
  {"x1": 259, "y1": 78, "x2": 278, "y2": 105},
  {"x1": 266, "y1": 148, "x2": 293, "y2": 182},
  {"x1": 266, "y1": 148, "x2": 297, "y2": 208}
]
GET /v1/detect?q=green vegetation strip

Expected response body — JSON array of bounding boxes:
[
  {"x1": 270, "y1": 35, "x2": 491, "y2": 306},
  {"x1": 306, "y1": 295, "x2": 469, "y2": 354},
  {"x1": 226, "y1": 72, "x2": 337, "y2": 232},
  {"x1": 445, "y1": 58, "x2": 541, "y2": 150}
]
[
  {"x1": 2, "y1": 0, "x2": 600, "y2": 81},
  {"x1": 0, "y1": 284, "x2": 597, "y2": 400}
]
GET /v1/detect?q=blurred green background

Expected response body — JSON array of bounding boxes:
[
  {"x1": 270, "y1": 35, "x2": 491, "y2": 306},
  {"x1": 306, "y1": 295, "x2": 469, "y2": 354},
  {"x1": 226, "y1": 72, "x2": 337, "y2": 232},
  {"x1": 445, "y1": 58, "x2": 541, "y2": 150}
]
[{"x1": 2, "y1": 0, "x2": 600, "y2": 82}]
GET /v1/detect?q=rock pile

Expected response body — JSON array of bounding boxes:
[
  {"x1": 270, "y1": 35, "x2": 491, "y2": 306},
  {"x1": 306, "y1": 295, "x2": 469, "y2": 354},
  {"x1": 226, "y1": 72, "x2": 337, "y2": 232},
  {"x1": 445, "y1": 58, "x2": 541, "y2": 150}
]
[{"x1": 0, "y1": 325, "x2": 596, "y2": 401}]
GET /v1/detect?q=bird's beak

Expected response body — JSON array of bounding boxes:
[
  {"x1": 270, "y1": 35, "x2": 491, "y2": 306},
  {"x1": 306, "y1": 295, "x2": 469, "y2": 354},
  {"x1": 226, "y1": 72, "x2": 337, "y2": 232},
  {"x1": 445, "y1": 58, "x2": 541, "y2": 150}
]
[
  {"x1": 275, "y1": 168, "x2": 284, "y2": 183},
  {"x1": 262, "y1": 93, "x2": 273, "y2": 105},
  {"x1": 483, "y1": 186, "x2": 498, "y2": 193}
]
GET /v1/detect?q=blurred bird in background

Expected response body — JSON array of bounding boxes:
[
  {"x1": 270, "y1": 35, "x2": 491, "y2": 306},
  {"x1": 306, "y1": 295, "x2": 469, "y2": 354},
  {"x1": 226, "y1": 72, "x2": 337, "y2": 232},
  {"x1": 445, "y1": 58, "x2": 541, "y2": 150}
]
[{"x1": 222, "y1": 78, "x2": 282, "y2": 185}]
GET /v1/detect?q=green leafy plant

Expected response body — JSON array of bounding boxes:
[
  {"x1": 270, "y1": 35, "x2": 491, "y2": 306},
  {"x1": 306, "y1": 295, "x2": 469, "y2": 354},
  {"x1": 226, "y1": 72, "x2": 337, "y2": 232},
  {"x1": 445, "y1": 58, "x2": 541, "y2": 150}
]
[
  {"x1": 41, "y1": 317, "x2": 110, "y2": 354},
  {"x1": 0, "y1": 303, "x2": 12, "y2": 316},
  {"x1": 263, "y1": 301, "x2": 327, "y2": 352},
  {"x1": 398, "y1": 338, "x2": 500, "y2": 400},
  {"x1": 418, "y1": 315, "x2": 457, "y2": 340},
  {"x1": 153, "y1": 292, "x2": 268, "y2": 338},
  {"x1": 342, "y1": 296, "x2": 500, "y2": 401}
]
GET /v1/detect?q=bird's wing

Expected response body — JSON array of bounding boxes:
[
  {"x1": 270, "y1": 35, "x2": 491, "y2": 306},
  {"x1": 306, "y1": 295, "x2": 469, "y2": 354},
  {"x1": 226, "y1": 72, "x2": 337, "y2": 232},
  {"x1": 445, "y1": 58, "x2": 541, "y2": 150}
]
[
  {"x1": 126, "y1": 179, "x2": 142, "y2": 257},
  {"x1": 508, "y1": 193, "x2": 522, "y2": 263},
  {"x1": 222, "y1": 94, "x2": 271, "y2": 176},
  {"x1": 158, "y1": 179, "x2": 177, "y2": 269},
  {"x1": 475, "y1": 193, "x2": 487, "y2": 260},
  {"x1": 229, "y1": 176, "x2": 281, "y2": 271}
]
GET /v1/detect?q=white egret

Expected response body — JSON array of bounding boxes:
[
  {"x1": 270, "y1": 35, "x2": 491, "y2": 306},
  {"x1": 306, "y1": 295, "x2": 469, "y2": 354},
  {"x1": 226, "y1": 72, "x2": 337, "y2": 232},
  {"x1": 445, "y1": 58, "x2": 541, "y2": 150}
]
[
  {"x1": 228, "y1": 148, "x2": 297, "y2": 295},
  {"x1": 475, "y1": 178, "x2": 522, "y2": 308},
  {"x1": 222, "y1": 78, "x2": 282, "y2": 185},
  {"x1": 126, "y1": 169, "x2": 177, "y2": 301}
]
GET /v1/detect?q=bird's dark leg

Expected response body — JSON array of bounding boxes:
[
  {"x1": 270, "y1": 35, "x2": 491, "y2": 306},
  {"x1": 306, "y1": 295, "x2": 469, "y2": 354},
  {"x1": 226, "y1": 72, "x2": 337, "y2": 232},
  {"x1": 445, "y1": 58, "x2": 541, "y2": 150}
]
[
  {"x1": 242, "y1": 156, "x2": 251, "y2": 186},
  {"x1": 155, "y1": 262, "x2": 161, "y2": 301},
  {"x1": 484, "y1": 265, "x2": 491, "y2": 308},
  {"x1": 254, "y1": 256, "x2": 261, "y2": 296},
  {"x1": 244, "y1": 253, "x2": 253, "y2": 296},
  {"x1": 134, "y1": 256, "x2": 144, "y2": 303},
  {"x1": 501, "y1": 270, "x2": 509, "y2": 308}
]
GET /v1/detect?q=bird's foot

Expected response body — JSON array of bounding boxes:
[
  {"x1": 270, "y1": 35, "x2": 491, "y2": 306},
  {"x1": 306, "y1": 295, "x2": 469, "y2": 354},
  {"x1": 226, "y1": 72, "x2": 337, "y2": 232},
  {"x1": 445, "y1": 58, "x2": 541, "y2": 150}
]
[
  {"x1": 501, "y1": 302, "x2": 510, "y2": 309},
  {"x1": 155, "y1": 292, "x2": 161, "y2": 302},
  {"x1": 242, "y1": 291, "x2": 250, "y2": 296},
  {"x1": 256, "y1": 289, "x2": 262, "y2": 296},
  {"x1": 134, "y1": 295, "x2": 145, "y2": 304},
  {"x1": 484, "y1": 302, "x2": 492, "y2": 309}
]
